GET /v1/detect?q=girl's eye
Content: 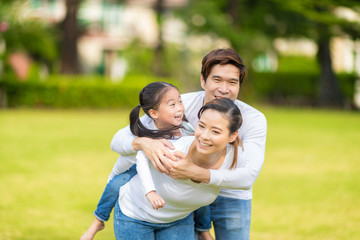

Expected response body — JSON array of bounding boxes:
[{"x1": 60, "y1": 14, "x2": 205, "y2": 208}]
[
  {"x1": 213, "y1": 131, "x2": 220, "y2": 134},
  {"x1": 198, "y1": 124, "x2": 204, "y2": 129}
]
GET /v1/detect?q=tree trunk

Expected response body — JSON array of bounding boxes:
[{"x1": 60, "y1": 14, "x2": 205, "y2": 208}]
[
  {"x1": 153, "y1": 0, "x2": 165, "y2": 76},
  {"x1": 60, "y1": 0, "x2": 81, "y2": 74},
  {"x1": 316, "y1": 25, "x2": 344, "y2": 107}
]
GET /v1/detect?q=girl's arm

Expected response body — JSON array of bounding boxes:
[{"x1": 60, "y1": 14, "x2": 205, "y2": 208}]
[{"x1": 136, "y1": 150, "x2": 166, "y2": 209}]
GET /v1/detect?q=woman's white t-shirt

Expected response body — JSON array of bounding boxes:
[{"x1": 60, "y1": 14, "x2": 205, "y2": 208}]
[{"x1": 118, "y1": 136, "x2": 235, "y2": 223}]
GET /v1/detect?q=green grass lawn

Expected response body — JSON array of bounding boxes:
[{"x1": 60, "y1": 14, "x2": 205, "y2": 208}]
[{"x1": 0, "y1": 107, "x2": 359, "y2": 240}]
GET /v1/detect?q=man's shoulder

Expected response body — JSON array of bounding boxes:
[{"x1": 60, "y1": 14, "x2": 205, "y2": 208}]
[
  {"x1": 235, "y1": 100, "x2": 266, "y2": 122},
  {"x1": 181, "y1": 91, "x2": 204, "y2": 102}
]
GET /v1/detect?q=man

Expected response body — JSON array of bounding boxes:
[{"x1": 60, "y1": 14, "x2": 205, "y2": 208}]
[{"x1": 111, "y1": 48, "x2": 267, "y2": 240}]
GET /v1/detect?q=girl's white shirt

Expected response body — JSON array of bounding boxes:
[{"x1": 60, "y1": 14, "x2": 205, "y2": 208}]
[{"x1": 118, "y1": 136, "x2": 236, "y2": 223}]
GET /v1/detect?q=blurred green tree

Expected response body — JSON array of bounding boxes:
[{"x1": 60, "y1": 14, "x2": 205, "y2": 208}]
[
  {"x1": 178, "y1": 0, "x2": 360, "y2": 107},
  {"x1": 0, "y1": 0, "x2": 58, "y2": 78}
]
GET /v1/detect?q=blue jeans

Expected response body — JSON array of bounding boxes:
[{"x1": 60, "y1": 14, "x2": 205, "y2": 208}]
[
  {"x1": 195, "y1": 196, "x2": 252, "y2": 240},
  {"x1": 93, "y1": 165, "x2": 137, "y2": 222},
  {"x1": 113, "y1": 201, "x2": 195, "y2": 240}
]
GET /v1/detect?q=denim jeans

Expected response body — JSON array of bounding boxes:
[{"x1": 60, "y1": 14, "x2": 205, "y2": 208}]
[
  {"x1": 93, "y1": 165, "x2": 137, "y2": 222},
  {"x1": 113, "y1": 201, "x2": 195, "y2": 240},
  {"x1": 211, "y1": 196, "x2": 252, "y2": 240},
  {"x1": 194, "y1": 196, "x2": 252, "y2": 240},
  {"x1": 194, "y1": 205, "x2": 212, "y2": 231}
]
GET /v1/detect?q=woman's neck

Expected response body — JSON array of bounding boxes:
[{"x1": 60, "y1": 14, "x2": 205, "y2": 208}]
[{"x1": 189, "y1": 141, "x2": 227, "y2": 170}]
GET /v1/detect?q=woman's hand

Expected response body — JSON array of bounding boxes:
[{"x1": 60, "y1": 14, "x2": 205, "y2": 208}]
[
  {"x1": 146, "y1": 191, "x2": 166, "y2": 210},
  {"x1": 133, "y1": 137, "x2": 177, "y2": 173}
]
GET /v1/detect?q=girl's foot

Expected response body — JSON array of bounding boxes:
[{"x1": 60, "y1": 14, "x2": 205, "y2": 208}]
[
  {"x1": 80, "y1": 218, "x2": 105, "y2": 240},
  {"x1": 198, "y1": 230, "x2": 214, "y2": 240}
]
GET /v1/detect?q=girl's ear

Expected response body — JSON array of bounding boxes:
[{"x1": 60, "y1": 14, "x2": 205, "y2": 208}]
[
  {"x1": 229, "y1": 130, "x2": 238, "y2": 143},
  {"x1": 148, "y1": 109, "x2": 159, "y2": 120}
]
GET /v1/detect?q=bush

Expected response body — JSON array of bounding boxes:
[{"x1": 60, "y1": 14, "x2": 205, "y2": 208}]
[
  {"x1": 0, "y1": 74, "x2": 179, "y2": 108},
  {"x1": 242, "y1": 72, "x2": 357, "y2": 106}
]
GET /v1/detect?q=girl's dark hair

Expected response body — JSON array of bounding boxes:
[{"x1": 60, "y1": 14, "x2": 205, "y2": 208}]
[
  {"x1": 201, "y1": 48, "x2": 247, "y2": 87},
  {"x1": 129, "y1": 82, "x2": 187, "y2": 139},
  {"x1": 198, "y1": 98, "x2": 242, "y2": 169}
]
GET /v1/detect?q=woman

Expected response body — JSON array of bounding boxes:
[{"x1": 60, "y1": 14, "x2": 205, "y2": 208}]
[{"x1": 114, "y1": 98, "x2": 244, "y2": 239}]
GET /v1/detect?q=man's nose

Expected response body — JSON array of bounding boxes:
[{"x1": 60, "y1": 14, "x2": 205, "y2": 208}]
[{"x1": 218, "y1": 82, "x2": 229, "y2": 93}]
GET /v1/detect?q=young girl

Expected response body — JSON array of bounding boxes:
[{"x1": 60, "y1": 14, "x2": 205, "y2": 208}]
[
  {"x1": 114, "y1": 98, "x2": 244, "y2": 240},
  {"x1": 81, "y1": 82, "x2": 194, "y2": 240}
]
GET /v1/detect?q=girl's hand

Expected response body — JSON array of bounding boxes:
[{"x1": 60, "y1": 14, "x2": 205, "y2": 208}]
[{"x1": 146, "y1": 191, "x2": 166, "y2": 210}]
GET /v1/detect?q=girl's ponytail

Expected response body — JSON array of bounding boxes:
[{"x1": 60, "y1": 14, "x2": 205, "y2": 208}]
[{"x1": 129, "y1": 105, "x2": 143, "y2": 137}]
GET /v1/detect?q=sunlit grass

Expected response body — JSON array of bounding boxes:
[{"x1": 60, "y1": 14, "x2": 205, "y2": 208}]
[{"x1": 0, "y1": 107, "x2": 359, "y2": 239}]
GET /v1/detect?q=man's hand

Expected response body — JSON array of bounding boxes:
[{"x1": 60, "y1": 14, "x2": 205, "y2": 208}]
[
  {"x1": 167, "y1": 151, "x2": 210, "y2": 183},
  {"x1": 132, "y1": 137, "x2": 177, "y2": 173}
]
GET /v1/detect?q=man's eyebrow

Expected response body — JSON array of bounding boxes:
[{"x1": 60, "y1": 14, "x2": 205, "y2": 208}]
[{"x1": 211, "y1": 75, "x2": 239, "y2": 81}]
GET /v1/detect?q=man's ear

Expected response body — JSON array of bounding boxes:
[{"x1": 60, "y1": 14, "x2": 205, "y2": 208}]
[
  {"x1": 229, "y1": 130, "x2": 238, "y2": 143},
  {"x1": 200, "y1": 74, "x2": 206, "y2": 90},
  {"x1": 148, "y1": 109, "x2": 158, "y2": 119}
]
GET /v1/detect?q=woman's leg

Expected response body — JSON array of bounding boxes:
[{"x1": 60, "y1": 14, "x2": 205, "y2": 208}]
[
  {"x1": 81, "y1": 165, "x2": 137, "y2": 240},
  {"x1": 113, "y1": 201, "x2": 155, "y2": 240},
  {"x1": 210, "y1": 196, "x2": 251, "y2": 240},
  {"x1": 155, "y1": 213, "x2": 195, "y2": 240},
  {"x1": 194, "y1": 206, "x2": 213, "y2": 240}
]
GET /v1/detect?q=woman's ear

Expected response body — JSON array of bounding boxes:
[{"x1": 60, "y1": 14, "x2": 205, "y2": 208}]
[
  {"x1": 148, "y1": 109, "x2": 159, "y2": 120},
  {"x1": 229, "y1": 130, "x2": 238, "y2": 143}
]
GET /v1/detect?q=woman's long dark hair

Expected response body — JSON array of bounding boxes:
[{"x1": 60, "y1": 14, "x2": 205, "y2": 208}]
[
  {"x1": 129, "y1": 82, "x2": 187, "y2": 139},
  {"x1": 198, "y1": 98, "x2": 242, "y2": 169}
]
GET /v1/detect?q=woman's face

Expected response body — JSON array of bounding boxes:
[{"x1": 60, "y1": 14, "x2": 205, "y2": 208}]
[{"x1": 194, "y1": 109, "x2": 237, "y2": 155}]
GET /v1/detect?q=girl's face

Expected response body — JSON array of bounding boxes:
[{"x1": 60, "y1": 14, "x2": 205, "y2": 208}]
[
  {"x1": 150, "y1": 87, "x2": 184, "y2": 129},
  {"x1": 194, "y1": 109, "x2": 237, "y2": 155}
]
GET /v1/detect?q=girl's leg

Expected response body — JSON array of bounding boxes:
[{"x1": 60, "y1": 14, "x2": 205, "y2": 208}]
[
  {"x1": 155, "y1": 213, "x2": 195, "y2": 240},
  {"x1": 81, "y1": 165, "x2": 137, "y2": 240},
  {"x1": 194, "y1": 206, "x2": 213, "y2": 240},
  {"x1": 94, "y1": 165, "x2": 137, "y2": 221},
  {"x1": 113, "y1": 201, "x2": 155, "y2": 240}
]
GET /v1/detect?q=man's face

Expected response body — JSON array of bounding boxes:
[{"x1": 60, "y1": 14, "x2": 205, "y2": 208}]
[{"x1": 201, "y1": 64, "x2": 240, "y2": 104}]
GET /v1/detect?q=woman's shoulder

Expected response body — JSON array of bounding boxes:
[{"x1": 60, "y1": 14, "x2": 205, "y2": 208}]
[{"x1": 172, "y1": 136, "x2": 195, "y2": 152}]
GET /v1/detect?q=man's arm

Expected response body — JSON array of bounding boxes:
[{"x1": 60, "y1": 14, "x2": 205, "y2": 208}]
[
  {"x1": 170, "y1": 114, "x2": 267, "y2": 189},
  {"x1": 110, "y1": 117, "x2": 178, "y2": 173},
  {"x1": 107, "y1": 155, "x2": 136, "y2": 182}
]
